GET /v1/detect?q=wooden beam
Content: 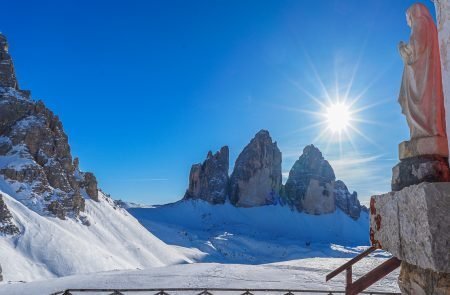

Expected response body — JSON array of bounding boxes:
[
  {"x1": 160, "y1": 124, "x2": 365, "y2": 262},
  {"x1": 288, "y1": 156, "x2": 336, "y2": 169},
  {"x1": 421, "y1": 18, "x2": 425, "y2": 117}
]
[
  {"x1": 347, "y1": 257, "x2": 401, "y2": 295},
  {"x1": 346, "y1": 267, "x2": 352, "y2": 286},
  {"x1": 326, "y1": 246, "x2": 376, "y2": 281}
]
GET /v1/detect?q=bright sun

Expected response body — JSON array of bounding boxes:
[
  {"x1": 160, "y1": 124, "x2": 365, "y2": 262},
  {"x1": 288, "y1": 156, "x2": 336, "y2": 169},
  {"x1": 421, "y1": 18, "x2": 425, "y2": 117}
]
[{"x1": 326, "y1": 102, "x2": 351, "y2": 133}]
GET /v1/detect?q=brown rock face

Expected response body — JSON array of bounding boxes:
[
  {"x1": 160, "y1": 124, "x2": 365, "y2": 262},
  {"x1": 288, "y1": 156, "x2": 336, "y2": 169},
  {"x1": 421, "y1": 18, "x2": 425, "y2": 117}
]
[
  {"x1": 0, "y1": 34, "x2": 18, "y2": 89},
  {"x1": 334, "y1": 180, "x2": 361, "y2": 220},
  {"x1": 0, "y1": 193, "x2": 19, "y2": 235},
  {"x1": 229, "y1": 130, "x2": 282, "y2": 207},
  {"x1": 283, "y1": 145, "x2": 362, "y2": 218},
  {"x1": 184, "y1": 146, "x2": 229, "y2": 204},
  {"x1": 81, "y1": 172, "x2": 99, "y2": 201},
  {"x1": 0, "y1": 34, "x2": 98, "y2": 219},
  {"x1": 284, "y1": 145, "x2": 336, "y2": 214}
]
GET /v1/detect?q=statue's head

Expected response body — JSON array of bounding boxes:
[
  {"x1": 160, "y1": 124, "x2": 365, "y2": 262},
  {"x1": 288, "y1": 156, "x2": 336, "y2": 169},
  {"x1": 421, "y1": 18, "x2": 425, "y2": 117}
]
[{"x1": 406, "y1": 3, "x2": 433, "y2": 27}]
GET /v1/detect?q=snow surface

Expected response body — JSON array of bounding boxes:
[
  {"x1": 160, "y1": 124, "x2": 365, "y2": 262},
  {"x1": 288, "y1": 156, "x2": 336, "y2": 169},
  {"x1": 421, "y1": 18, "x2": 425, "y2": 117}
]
[
  {"x1": 128, "y1": 200, "x2": 375, "y2": 264},
  {"x1": 0, "y1": 259, "x2": 400, "y2": 295},
  {"x1": 0, "y1": 190, "x2": 194, "y2": 283},
  {"x1": 0, "y1": 196, "x2": 401, "y2": 294}
]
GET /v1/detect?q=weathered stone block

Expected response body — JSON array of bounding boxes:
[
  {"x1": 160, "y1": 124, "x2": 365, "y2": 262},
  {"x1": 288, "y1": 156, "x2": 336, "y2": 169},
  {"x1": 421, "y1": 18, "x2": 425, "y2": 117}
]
[
  {"x1": 399, "y1": 136, "x2": 449, "y2": 160},
  {"x1": 391, "y1": 155, "x2": 450, "y2": 191},
  {"x1": 370, "y1": 182, "x2": 450, "y2": 273},
  {"x1": 398, "y1": 261, "x2": 450, "y2": 295}
]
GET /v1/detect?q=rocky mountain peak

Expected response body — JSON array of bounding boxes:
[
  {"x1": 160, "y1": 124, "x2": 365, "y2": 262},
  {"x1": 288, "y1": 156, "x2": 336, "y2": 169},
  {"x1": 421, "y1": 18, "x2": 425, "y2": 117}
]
[
  {"x1": 284, "y1": 144, "x2": 335, "y2": 214},
  {"x1": 0, "y1": 34, "x2": 98, "y2": 221},
  {"x1": 297, "y1": 144, "x2": 335, "y2": 180},
  {"x1": 0, "y1": 33, "x2": 19, "y2": 89},
  {"x1": 229, "y1": 130, "x2": 282, "y2": 207},
  {"x1": 283, "y1": 145, "x2": 362, "y2": 219},
  {"x1": 183, "y1": 146, "x2": 229, "y2": 204}
]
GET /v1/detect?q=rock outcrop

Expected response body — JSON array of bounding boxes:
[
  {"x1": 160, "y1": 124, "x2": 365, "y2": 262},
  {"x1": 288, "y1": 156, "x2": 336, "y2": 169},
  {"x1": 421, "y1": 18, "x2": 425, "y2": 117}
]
[
  {"x1": 284, "y1": 145, "x2": 335, "y2": 214},
  {"x1": 0, "y1": 34, "x2": 18, "y2": 89},
  {"x1": 283, "y1": 145, "x2": 362, "y2": 218},
  {"x1": 334, "y1": 180, "x2": 361, "y2": 220},
  {"x1": 229, "y1": 130, "x2": 282, "y2": 207},
  {"x1": 182, "y1": 132, "x2": 363, "y2": 219},
  {"x1": 74, "y1": 158, "x2": 99, "y2": 202},
  {"x1": 0, "y1": 193, "x2": 19, "y2": 235},
  {"x1": 183, "y1": 146, "x2": 229, "y2": 204},
  {"x1": 0, "y1": 33, "x2": 98, "y2": 220}
]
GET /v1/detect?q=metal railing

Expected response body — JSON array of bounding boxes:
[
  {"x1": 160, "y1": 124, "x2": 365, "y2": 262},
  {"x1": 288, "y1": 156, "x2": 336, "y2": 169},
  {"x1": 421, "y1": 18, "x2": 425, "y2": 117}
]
[
  {"x1": 51, "y1": 288, "x2": 401, "y2": 295},
  {"x1": 326, "y1": 246, "x2": 401, "y2": 295}
]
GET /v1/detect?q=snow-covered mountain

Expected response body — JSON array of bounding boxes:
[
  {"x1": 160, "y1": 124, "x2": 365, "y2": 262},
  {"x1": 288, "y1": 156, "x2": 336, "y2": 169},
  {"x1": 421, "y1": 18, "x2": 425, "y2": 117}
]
[
  {"x1": 0, "y1": 33, "x2": 195, "y2": 283},
  {"x1": 0, "y1": 189, "x2": 193, "y2": 283}
]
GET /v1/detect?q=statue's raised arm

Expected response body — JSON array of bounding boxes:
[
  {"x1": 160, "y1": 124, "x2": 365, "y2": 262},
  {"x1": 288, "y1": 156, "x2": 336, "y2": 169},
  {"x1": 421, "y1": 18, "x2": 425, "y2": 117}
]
[{"x1": 398, "y1": 3, "x2": 446, "y2": 141}]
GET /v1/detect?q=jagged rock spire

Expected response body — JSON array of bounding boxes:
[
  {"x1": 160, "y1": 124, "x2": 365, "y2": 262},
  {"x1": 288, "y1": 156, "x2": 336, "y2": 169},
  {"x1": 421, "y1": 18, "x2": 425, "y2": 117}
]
[
  {"x1": 184, "y1": 146, "x2": 230, "y2": 204},
  {"x1": 0, "y1": 33, "x2": 19, "y2": 89},
  {"x1": 229, "y1": 130, "x2": 282, "y2": 207}
]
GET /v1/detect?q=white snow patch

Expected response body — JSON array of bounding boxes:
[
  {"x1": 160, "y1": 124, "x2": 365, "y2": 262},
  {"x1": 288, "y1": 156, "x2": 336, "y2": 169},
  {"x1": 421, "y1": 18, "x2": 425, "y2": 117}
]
[{"x1": 0, "y1": 190, "x2": 195, "y2": 283}]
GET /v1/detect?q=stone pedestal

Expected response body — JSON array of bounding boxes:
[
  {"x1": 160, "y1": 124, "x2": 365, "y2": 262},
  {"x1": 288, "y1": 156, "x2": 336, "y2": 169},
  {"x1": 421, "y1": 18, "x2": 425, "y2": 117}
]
[
  {"x1": 391, "y1": 155, "x2": 450, "y2": 191},
  {"x1": 392, "y1": 136, "x2": 450, "y2": 191},
  {"x1": 399, "y1": 136, "x2": 448, "y2": 160}
]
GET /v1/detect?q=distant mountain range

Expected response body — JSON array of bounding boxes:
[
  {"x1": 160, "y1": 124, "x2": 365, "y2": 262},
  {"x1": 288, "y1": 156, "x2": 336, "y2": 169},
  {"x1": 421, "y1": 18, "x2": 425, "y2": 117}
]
[{"x1": 183, "y1": 130, "x2": 366, "y2": 220}]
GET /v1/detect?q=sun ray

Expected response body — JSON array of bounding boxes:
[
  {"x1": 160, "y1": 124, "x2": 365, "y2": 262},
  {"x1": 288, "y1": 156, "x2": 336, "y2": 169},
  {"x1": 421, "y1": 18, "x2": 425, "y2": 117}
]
[
  {"x1": 350, "y1": 98, "x2": 390, "y2": 114},
  {"x1": 347, "y1": 124, "x2": 383, "y2": 149},
  {"x1": 303, "y1": 52, "x2": 333, "y2": 105},
  {"x1": 285, "y1": 78, "x2": 329, "y2": 109},
  {"x1": 351, "y1": 118, "x2": 388, "y2": 126},
  {"x1": 312, "y1": 126, "x2": 332, "y2": 144},
  {"x1": 279, "y1": 121, "x2": 329, "y2": 138}
]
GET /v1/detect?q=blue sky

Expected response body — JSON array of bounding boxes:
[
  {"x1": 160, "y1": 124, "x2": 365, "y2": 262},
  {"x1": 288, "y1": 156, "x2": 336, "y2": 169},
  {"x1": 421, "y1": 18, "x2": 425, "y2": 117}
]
[{"x1": 1, "y1": 0, "x2": 435, "y2": 204}]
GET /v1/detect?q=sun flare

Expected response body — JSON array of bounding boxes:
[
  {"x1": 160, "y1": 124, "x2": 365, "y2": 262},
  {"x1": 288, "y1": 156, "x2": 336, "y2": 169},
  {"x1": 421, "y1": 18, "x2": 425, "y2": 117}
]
[{"x1": 326, "y1": 102, "x2": 352, "y2": 133}]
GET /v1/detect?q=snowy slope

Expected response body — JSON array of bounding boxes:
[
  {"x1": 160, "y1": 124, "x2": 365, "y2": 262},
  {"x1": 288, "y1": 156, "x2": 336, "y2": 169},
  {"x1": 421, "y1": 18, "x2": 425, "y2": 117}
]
[
  {"x1": 129, "y1": 200, "x2": 374, "y2": 264},
  {"x1": 0, "y1": 259, "x2": 400, "y2": 295},
  {"x1": 0, "y1": 190, "x2": 196, "y2": 283}
]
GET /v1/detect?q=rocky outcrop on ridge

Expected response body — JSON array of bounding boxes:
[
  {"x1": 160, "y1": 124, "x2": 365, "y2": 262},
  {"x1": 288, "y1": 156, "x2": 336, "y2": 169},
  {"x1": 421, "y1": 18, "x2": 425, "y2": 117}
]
[
  {"x1": 229, "y1": 130, "x2": 282, "y2": 207},
  {"x1": 334, "y1": 180, "x2": 361, "y2": 219},
  {"x1": 74, "y1": 158, "x2": 99, "y2": 202},
  {"x1": 0, "y1": 193, "x2": 19, "y2": 235},
  {"x1": 183, "y1": 146, "x2": 229, "y2": 204},
  {"x1": 0, "y1": 33, "x2": 98, "y2": 220},
  {"x1": 284, "y1": 145, "x2": 336, "y2": 214},
  {"x1": 0, "y1": 34, "x2": 19, "y2": 89}
]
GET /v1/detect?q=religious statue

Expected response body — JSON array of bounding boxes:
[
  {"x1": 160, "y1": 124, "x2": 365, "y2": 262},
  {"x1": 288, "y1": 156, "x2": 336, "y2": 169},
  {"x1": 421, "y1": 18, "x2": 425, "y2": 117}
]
[
  {"x1": 392, "y1": 3, "x2": 450, "y2": 192},
  {"x1": 398, "y1": 3, "x2": 446, "y2": 140}
]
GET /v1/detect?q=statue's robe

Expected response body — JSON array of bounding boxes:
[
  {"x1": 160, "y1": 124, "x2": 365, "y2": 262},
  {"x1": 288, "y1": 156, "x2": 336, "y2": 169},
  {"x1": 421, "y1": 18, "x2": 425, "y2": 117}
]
[{"x1": 399, "y1": 3, "x2": 446, "y2": 139}]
